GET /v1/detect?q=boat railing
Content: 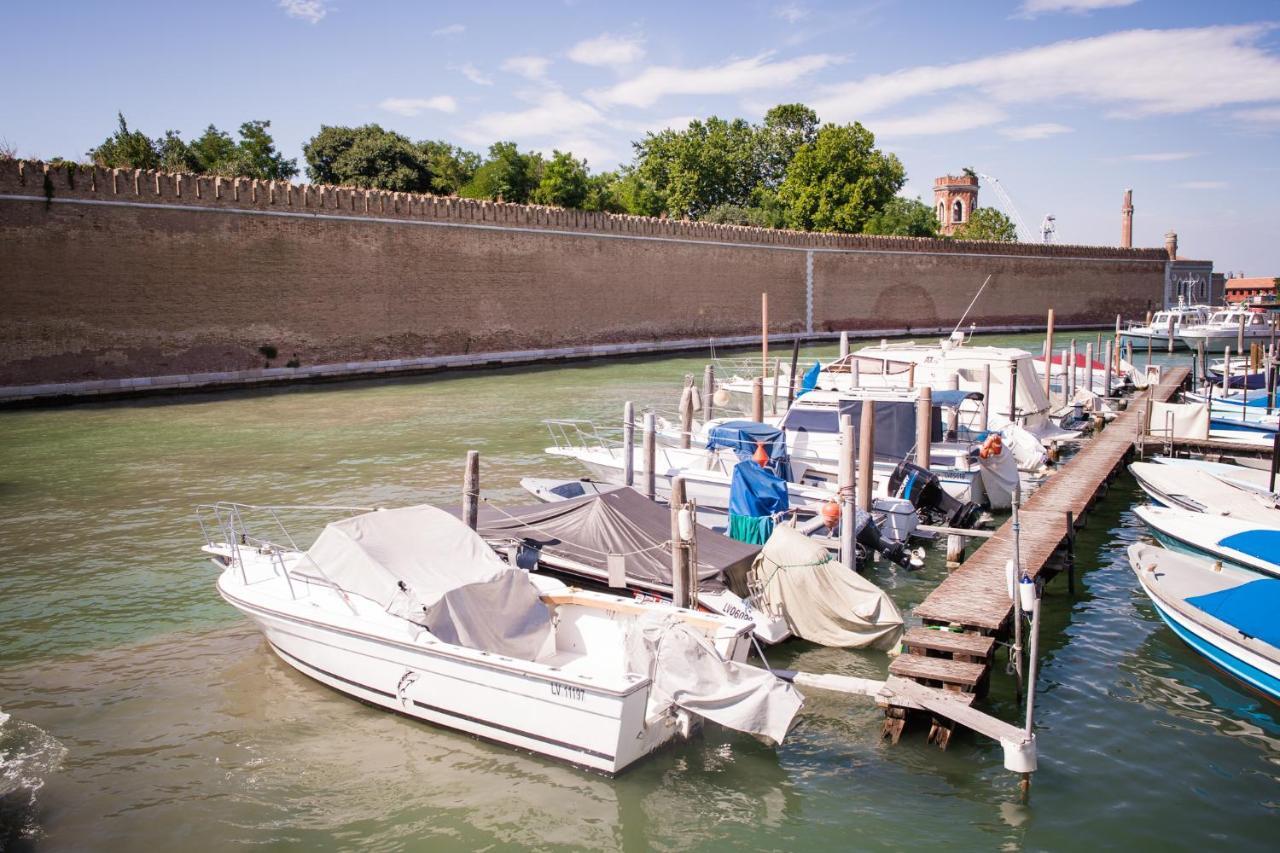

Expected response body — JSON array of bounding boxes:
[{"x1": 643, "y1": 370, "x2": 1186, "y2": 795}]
[{"x1": 543, "y1": 418, "x2": 627, "y2": 452}]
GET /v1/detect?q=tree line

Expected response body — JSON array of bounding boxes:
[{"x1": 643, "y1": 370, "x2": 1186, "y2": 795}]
[{"x1": 72, "y1": 107, "x2": 1017, "y2": 241}]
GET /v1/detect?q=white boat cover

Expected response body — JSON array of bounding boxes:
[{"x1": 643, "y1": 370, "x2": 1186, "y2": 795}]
[
  {"x1": 748, "y1": 525, "x2": 904, "y2": 649},
  {"x1": 300, "y1": 506, "x2": 552, "y2": 660},
  {"x1": 978, "y1": 445, "x2": 1018, "y2": 510},
  {"x1": 625, "y1": 612, "x2": 803, "y2": 745},
  {"x1": 998, "y1": 423, "x2": 1048, "y2": 471},
  {"x1": 1130, "y1": 462, "x2": 1280, "y2": 524},
  {"x1": 1147, "y1": 401, "x2": 1210, "y2": 439}
]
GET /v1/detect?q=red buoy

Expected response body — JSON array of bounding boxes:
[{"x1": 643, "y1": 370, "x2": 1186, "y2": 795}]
[{"x1": 752, "y1": 440, "x2": 770, "y2": 466}]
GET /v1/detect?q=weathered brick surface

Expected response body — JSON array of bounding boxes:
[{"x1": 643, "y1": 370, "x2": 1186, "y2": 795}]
[{"x1": 0, "y1": 159, "x2": 1169, "y2": 386}]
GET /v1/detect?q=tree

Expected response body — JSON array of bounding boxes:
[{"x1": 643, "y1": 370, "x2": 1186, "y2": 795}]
[
  {"x1": 156, "y1": 130, "x2": 198, "y2": 172},
  {"x1": 609, "y1": 168, "x2": 667, "y2": 217},
  {"x1": 757, "y1": 103, "x2": 819, "y2": 191},
  {"x1": 460, "y1": 141, "x2": 542, "y2": 203},
  {"x1": 89, "y1": 113, "x2": 160, "y2": 170},
  {"x1": 188, "y1": 125, "x2": 237, "y2": 173},
  {"x1": 952, "y1": 207, "x2": 1019, "y2": 242},
  {"x1": 863, "y1": 196, "x2": 939, "y2": 238},
  {"x1": 419, "y1": 140, "x2": 480, "y2": 195},
  {"x1": 229, "y1": 120, "x2": 297, "y2": 180},
  {"x1": 531, "y1": 150, "x2": 589, "y2": 208},
  {"x1": 701, "y1": 203, "x2": 782, "y2": 229},
  {"x1": 303, "y1": 124, "x2": 431, "y2": 190},
  {"x1": 581, "y1": 171, "x2": 626, "y2": 213},
  {"x1": 632, "y1": 116, "x2": 761, "y2": 218},
  {"x1": 777, "y1": 122, "x2": 905, "y2": 233}
]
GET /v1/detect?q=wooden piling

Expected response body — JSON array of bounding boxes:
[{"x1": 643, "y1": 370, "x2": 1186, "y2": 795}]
[
  {"x1": 643, "y1": 411, "x2": 656, "y2": 500},
  {"x1": 1043, "y1": 308, "x2": 1055, "y2": 398},
  {"x1": 623, "y1": 401, "x2": 635, "y2": 487},
  {"x1": 979, "y1": 363, "x2": 991, "y2": 432},
  {"x1": 1068, "y1": 339, "x2": 1077, "y2": 400},
  {"x1": 944, "y1": 373, "x2": 960, "y2": 436},
  {"x1": 702, "y1": 366, "x2": 714, "y2": 422},
  {"x1": 946, "y1": 534, "x2": 965, "y2": 567},
  {"x1": 786, "y1": 338, "x2": 800, "y2": 409},
  {"x1": 1223, "y1": 346, "x2": 1231, "y2": 396},
  {"x1": 857, "y1": 400, "x2": 875, "y2": 515},
  {"x1": 670, "y1": 476, "x2": 690, "y2": 609},
  {"x1": 1238, "y1": 313, "x2": 1246, "y2": 354},
  {"x1": 1065, "y1": 511, "x2": 1076, "y2": 595},
  {"x1": 1085, "y1": 342, "x2": 1094, "y2": 397},
  {"x1": 1103, "y1": 340, "x2": 1113, "y2": 398},
  {"x1": 770, "y1": 358, "x2": 781, "y2": 416},
  {"x1": 679, "y1": 386, "x2": 693, "y2": 449},
  {"x1": 839, "y1": 330, "x2": 850, "y2": 359},
  {"x1": 752, "y1": 377, "x2": 764, "y2": 423},
  {"x1": 761, "y1": 292, "x2": 769, "y2": 381},
  {"x1": 916, "y1": 386, "x2": 932, "y2": 469},
  {"x1": 463, "y1": 450, "x2": 479, "y2": 530},
  {"x1": 1166, "y1": 313, "x2": 1175, "y2": 354},
  {"x1": 839, "y1": 414, "x2": 856, "y2": 571}
]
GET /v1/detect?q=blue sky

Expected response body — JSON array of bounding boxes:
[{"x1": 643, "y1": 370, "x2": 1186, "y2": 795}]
[{"x1": 3, "y1": 0, "x2": 1278, "y2": 272}]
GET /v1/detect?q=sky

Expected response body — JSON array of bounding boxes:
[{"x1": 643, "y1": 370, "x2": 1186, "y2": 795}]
[{"x1": 2, "y1": 0, "x2": 1278, "y2": 272}]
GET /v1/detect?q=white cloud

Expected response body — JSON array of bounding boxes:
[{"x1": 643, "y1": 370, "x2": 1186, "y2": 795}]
[
  {"x1": 1018, "y1": 0, "x2": 1137, "y2": 16},
  {"x1": 455, "y1": 63, "x2": 493, "y2": 86},
  {"x1": 1178, "y1": 181, "x2": 1227, "y2": 190},
  {"x1": 568, "y1": 33, "x2": 645, "y2": 67},
  {"x1": 812, "y1": 25, "x2": 1280, "y2": 122},
  {"x1": 1125, "y1": 151, "x2": 1198, "y2": 161},
  {"x1": 865, "y1": 102, "x2": 1007, "y2": 137},
  {"x1": 462, "y1": 90, "x2": 607, "y2": 144},
  {"x1": 502, "y1": 56, "x2": 551, "y2": 81},
  {"x1": 1234, "y1": 105, "x2": 1280, "y2": 124},
  {"x1": 279, "y1": 0, "x2": 327, "y2": 24},
  {"x1": 999, "y1": 122, "x2": 1072, "y2": 141},
  {"x1": 379, "y1": 96, "x2": 458, "y2": 116},
  {"x1": 589, "y1": 52, "x2": 838, "y2": 108},
  {"x1": 775, "y1": 3, "x2": 808, "y2": 24},
  {"x1": 431, "y1": 24, "x2": 466, "y2": 37}
]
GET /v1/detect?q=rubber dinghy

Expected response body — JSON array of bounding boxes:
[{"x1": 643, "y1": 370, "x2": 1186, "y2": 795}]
[
  {"x1": 200, "y1": 503, "x2": 803, "y2": 774},
  {"x1": 1133, "y1": 504, "x2": 1280, "y2": 578},
  {"x1": 1128, "y1": 462, "x2": 1280, "y2": 524},
  {"x1": 1127, "y1": 542, "x2": 1280, "y2": 702}
]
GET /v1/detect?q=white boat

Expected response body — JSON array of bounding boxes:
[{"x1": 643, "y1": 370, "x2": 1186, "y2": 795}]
[
  {"x1": 1132, "y1": 504, "x2": 1280, "y2": 578},
  {"x1": 198, "y1": 502, "x2": 802, "y2": 774},
  {"x1": 1118, "y1": 302, "x2": 1211, "y2": 350},
  {"x1": 1148, "y1": 456, "x2": 1277, "y2": 498},
  {"x1": 1179, "y1": 307, "x2": 1275, "y2": 353},
  {"x1": 1129, "y1": 462, "x2": 1280, "y2": 524},
  {"x1": 1127, "y1": 542, "x2": 1280, "y2": 702}
]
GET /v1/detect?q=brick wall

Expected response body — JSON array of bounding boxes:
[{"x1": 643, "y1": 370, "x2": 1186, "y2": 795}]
[{"x1": 0, "y1": 159, "x2": 1170, "y2": 387}]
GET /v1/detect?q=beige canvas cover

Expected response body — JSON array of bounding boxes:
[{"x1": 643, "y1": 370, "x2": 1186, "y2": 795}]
[
  {"x1": 300, "y1": 505, "x2": 552, "y2": 660},
  {"x1": 1147, "y1": 401, "x2": 1211, "y2": 439},
  {"x1": 748, "y1": 525, "x2": 904, "y2": 650}
]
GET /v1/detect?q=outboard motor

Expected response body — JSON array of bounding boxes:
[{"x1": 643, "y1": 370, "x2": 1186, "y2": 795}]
[
  {"x1": 852, "y1": 508, "x2": 917, "y2": 570},
  {"x1": 888, "y1": 460, "x2": 983, "y2": 530}
]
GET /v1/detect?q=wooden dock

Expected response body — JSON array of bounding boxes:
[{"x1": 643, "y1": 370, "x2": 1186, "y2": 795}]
[{"x1": 884, "y1": 366, "x2": 1190, "y2": 744}]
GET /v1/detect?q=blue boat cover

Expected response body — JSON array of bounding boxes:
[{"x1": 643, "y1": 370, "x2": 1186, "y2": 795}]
[
  {"x1": 1219, "y1": 529, "x2": 1280, "y2": 566},
  {"x1": 797, "y1": 361, "x2": 821, "y2": 397},
  {"x1": 706, "y1": 420, "x2": 789, "y2": 478},
  {"x1": 1186, "y1": 578, "x2": 1280, "y2": 647},
  {"x1": 932, "y1": 389, "x2": 983, "y2": 408},
  {"x1": 728, "y1": 460, "x2": 790, "y2": 518}
]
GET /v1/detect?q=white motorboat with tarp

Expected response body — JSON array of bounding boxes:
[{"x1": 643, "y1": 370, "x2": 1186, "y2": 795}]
[
  {"x1": 1129, "y1": 462, "x2": 1280, "y2": 525},
  {"x1": 1148, "y1": 456, "x2": 1278, "y2": 498},
  {"x1": 464, "y1": 486, "x2": 793, "y2": 644},
  {"x1": 198, "y1": 502, "x2": 803, "y2": 774},
  {"x1": 1133, "y1": 504, "x2": 1280, "y2": 578},
  {"x1": 1179, "y1": 306, "x2": 1275, "y2": 353},
  {"x1": 1128, "y1": 542, "x2": 1280, "y2": 702},
  {"x1": 1118, "y1": 302, "x2": 1211, "y2": 350}
]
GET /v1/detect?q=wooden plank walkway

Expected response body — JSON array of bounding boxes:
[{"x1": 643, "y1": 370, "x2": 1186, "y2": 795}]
[{"x1": 884, "y1": 367, "x2": 1190, "y2": 746}]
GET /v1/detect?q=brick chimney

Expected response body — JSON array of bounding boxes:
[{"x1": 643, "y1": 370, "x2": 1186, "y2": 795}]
[
  {"x1": 1164, "y1": 230, "x2": 1178, "y2": 260},
  {"x1": 1121, "y1": 189, "x2": 1133, "y2": 248}
]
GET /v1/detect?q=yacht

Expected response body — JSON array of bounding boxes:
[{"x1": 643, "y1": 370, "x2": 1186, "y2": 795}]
[
  {"x1": 1118, "y1": 302, "x2": 1211, "y2": 351},
  {"x1": 1179, "y1": 307, "x2": 1275, "y2": 353}
]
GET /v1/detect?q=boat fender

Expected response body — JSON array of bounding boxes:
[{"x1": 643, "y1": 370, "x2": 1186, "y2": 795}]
[{"x1": 1002, "y1": 734, "x2": 1037, "y2": 773}]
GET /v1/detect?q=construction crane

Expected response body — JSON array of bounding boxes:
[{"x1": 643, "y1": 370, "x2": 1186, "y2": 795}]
[
  {"x1": 1040, "y1": 214, "x2": 1056, "y2": 244},
  {"x1": 976, "y1": 173, "x2": 1033, "y2": 243}
]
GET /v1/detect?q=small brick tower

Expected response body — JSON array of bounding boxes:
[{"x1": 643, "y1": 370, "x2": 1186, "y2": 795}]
[
  {"x1": 1121, "y1": 189, "x2": 1134, "y2": 248},
  {"x1": 934, "y1": 174, "x2": 979, "y2": 236}
]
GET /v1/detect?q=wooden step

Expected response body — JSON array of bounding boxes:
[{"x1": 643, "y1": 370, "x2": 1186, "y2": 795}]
[
  {"x1": 902, "y1": 627, "x2": 996, "y2": 662},
  {"x1": 888, "y1": 654, "x2": 987, "y2": 691}
]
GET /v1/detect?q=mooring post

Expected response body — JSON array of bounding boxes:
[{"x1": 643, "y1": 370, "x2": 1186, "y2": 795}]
[
  {"x1": 752, "y1": 377, "x2": 764, "y2": 423},
  {"x1": 761, "y1": 292, "x2": 769, "y2": 382},
  {"x1": 1196, "y1": 340, "x2": 1205, "y2": 389},
  {"x1": 1270, "y1": 433, "x2": 1280, "y2": 494},
  {"x1": 786, "y1": 338, "x2": 800, "y2": 409},
  {"x1": 1103, "y1": 339, "x2": 1113, "y2": 398},
  {"x1": 1223, "y1": 345, "x2": 1231, "y2": 396},
  {"x1": 1146, "y1": 329, "x2": 1153, "y2": 372},
  {"x1": 946, "y1": 533, "x2": 965, "y2": 567},
  {"x1": 1125, "y1": 339, "x2": 1133, "y2": 373},
  {"x1": 1238, "y1": 313, "x2": 1246, "y2": 355},
  {"x1": 907, "y1": 363, "x2": 915, "y2": 390},
  {"x1": 463, "y1": 450, "x2": 480, "y2": 530},
  {"x1": 1065, "y1": 510, "x2": 1076, "y2": 595},
  {"x1": 1022, "y1": 574, "x2": 1044, "y2": 802},
  {"x1": 1068, "y1": 339, "x2": 1077, "y2": 401},
  {"x1": 702, "y1": 365, "x2": 714, "y2": 422},
  {"x1": 623, "y1": 401, "x2": 635, "y2": 487},
  {"x1": 1008, "y1": 359, "x2": 1019, "y2": 427},
  {"x1": 643, "y1": 411, "x2": 656, "y2": 500},
  {"x1": 679, "y1": 385, "x2": 694, "y2": 449},
  {"x1": 839, "y1": 330, "x2": 849, "y2": 359},
  {"x1": 852, "y1": 358, "x2": 860, "y2": 387},
  {"x1": 1043, "y1": 308, "x2": 1055, "y2": 399},
  {"x1": 916, "y1": 386, "x2": 932, "y2": 469},
  {"x1": 1085, "y1": 342, "x2": 1095, "y2": 398},
  {"x1": 839, "y1": 414, "x2": 856, "y2": 571},
  {"x1": 944, "y1": 373, "x2": 960, "y2": 437},
  {"x1": 770, "y1": 358, "x2": 782, "y2": 416},
  {"x1": 670, "y1": 476, "x2": 690, "y2": 609},
  {"x1": 1115, "y1": 313, "x2": 1121, "y2": 339},
  {"x1": 1167, "y1": 313, "x2": 1175, "y2": 354},
  {"x1": 857, "y1": 400, "x2": 875, "y2": 516},
  {"x1": 1269, "y1": 360, "x2": 1277, "y2": 416},
  {"x1": 979, "y1": 363, "x2": 991, "y2": 432},
  {"x1": 1011, "y1": 480, "x2": 1025, "y2": 706}
]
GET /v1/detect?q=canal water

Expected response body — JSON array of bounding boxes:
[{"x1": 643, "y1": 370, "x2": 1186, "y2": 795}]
[{"x1": 1, "y1": 334, "x2": 1276, "y2": 851}]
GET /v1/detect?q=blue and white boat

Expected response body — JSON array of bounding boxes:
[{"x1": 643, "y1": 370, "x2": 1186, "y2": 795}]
[
  {"x1": 1133, "y1": 505, "x2": 1280, "y2": 578},
  {"x1": 1128, "y1": 542, "x2": 1280, "y2": 702}
]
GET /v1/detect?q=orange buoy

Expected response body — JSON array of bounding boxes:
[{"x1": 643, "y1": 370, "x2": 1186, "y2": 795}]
[
  {"x1": 821, "y1": 499, "x2": 841, "y2": 530},
  {"x1": 752, "y1": 440, "x2": 770, "y2": 466}
]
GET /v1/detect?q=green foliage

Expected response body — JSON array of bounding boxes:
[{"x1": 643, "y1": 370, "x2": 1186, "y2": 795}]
[
  {"x1": 460, "y1": 141, "x2": 542, "y2": 203},
  {"x1": 157, "y1": 130, "x2": 198, "y2": 173},
  {"x1": 189, "y1": 125, "x2": 236, "y2": 172},
  {"x1": 862, "y1": 196, "x2": 940, "y2": 238},
  {"x1": 90, "y1": 113, "x2": 160, "y2": 170},
  {"x1": 633, "y1": 117, "x2": 761, "y2": 218},
  {"x1": 962, "y1": 166, "x2": 977, "y2": 179},
  {"x1": 609, "y1": 168, "x2": 667, "y2": 217},
  {"x1": 229, "y1": 120, "x2": 297, "y2": 180},
  {"x1": 531, "y1": 150, "x2": 589, "y2": 208},
  {"x1": 581, "y1": 171, "x2": 626, "y2": 213},
  {"x1": 419, "y1": 140, "x2": 480, "y2": 195},
  {"x1": 951, "y1": 207, "x2": 1019, "y2": 242},
  {"x1": 303, "y1": 124, "x2": 429, "y2": 190},
  {"x1": 758, "y1": 104, "x2": 818, "y2": 191},
  {"x1": 701, "y1": 203, "x2": 783, "y2": 229},
  {"x1": 777, "y1": 122, "x2": 905, "y2": 233}
]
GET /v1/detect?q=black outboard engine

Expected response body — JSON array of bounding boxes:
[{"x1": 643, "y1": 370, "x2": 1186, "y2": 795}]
[
  {"x1": 852, "y1": 508, "x2": 916, "y2": 570},
  {"x1": 888, "y1": 460, "x2": 983, "y2": 530}
]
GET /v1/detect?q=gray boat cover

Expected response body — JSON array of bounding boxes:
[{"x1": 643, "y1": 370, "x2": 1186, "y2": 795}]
[
  {"x1": 470, "y1": 488, "x2": 759, "y2": 594},
  {"x1": 749, "y1": 525, "x2": 903, "y2": 649},
  {"x1": 299, "y1": 505, "x2": 552, "y2": 661},
  {"x1": 625, "y1": 612, "x2": 803, "y2": 745}
]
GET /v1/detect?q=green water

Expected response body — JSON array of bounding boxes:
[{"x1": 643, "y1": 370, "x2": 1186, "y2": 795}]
[{"x1": 1, "y1": 335, "x2": 1276, "y2": 850}]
